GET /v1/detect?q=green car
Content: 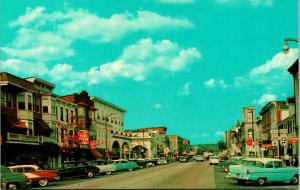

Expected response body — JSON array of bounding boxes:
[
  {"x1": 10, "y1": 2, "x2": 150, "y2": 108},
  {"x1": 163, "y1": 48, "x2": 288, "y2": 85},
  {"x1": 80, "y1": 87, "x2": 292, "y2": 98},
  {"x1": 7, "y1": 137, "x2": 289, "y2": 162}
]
[
  {"x1": 111, "y1": 159, "x2": 138, "y2": 171},
  {"x1": 1, "y1": 165, "x2": 31, "y2": 189},
  {"x1": 219, "y1": 156, "x2": 246, "y2": 168}
]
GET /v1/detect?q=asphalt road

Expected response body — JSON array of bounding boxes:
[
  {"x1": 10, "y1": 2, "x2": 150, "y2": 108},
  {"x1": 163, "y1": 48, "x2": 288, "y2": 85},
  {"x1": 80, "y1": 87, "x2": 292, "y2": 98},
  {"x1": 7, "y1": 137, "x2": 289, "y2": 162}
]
[{"x1": 44, "y1": 161, "x2": 216, "y2": 189}]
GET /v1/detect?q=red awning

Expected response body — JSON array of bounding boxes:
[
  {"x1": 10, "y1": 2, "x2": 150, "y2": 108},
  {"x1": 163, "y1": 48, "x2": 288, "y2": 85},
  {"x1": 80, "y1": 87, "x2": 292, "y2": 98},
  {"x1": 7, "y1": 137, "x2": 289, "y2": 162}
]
[
  {"x1": 13, "y1": 122, "x2": 27, "y2": 129},
  {"x1": 77, "y1": 101, "x2": 88, "y2": 107},
  {"x1": 89, "y1": 105, "x2": 98, "y2": 110}
]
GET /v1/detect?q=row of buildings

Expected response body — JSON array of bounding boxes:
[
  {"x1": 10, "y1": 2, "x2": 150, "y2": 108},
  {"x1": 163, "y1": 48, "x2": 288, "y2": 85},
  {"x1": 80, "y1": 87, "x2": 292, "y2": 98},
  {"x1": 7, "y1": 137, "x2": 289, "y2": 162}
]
[
  {"x1": 0, "y1": 72, "x2": 191, "y2": 169},
  {"x1": 224, "y1": 59, "x2": 299, "y2": 161}
]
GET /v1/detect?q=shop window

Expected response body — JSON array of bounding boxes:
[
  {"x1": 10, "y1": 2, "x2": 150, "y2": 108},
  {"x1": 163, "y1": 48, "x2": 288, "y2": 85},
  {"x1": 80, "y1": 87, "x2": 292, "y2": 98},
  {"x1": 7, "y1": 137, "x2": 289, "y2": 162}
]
[
  {"x1": 18, "y1": 94, "x2": 25, "y2": 110},
  {"x1": 28, "y1": 122, "x2": 33, "y2": 136}
]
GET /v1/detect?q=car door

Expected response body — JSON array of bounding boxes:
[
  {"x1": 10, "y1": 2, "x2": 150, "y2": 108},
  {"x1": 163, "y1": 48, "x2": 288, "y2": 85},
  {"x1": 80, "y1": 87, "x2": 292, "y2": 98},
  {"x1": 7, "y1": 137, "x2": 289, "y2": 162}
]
[{"x1": 76, "y1": 162, "x2": 86, "y2": 176}]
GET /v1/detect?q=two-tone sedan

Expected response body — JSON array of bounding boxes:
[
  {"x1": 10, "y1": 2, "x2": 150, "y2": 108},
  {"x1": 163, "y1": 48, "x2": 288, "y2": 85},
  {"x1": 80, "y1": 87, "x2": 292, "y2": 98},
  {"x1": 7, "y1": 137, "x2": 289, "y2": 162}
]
[
  {"x1": 58, "y1": 161, "x2": 100, "y2": 179},
  {"x1": 88, "y1": 160, "x2": 116, "y2": 175},
  {"x1": 227, "y1": 158, "x2": 299, "y2": 186},
  {"x1": 8, "y1": 165, "x2": 60, "y2": 187},
  {"x1": 111, "y1": 159, "x2": 138, "y2": 171}
]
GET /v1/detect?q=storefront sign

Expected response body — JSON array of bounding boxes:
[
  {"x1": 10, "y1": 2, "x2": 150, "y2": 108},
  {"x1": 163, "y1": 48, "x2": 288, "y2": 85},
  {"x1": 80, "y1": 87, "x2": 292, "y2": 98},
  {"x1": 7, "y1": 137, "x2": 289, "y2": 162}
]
[
  {"x1": 289, "y1": 137, "x2": 299, "y2": 144},
  {"x1": 90, "y1": 141, "x2": 96, "y2": 150},
  {"x1": 246, "y1": 138, "x2": 253, "y2": 146},
  {"x1": 262, "y1": 144, "x2": 272, "y2": 148},
  {"x1": 77, "y1": 130, "x2": 89, "y2": 145}
]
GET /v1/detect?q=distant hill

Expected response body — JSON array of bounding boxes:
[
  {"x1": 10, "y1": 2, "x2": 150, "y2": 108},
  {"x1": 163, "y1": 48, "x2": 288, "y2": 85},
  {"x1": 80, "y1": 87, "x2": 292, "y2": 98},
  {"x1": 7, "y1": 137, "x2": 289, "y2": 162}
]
[{"x1": 193, "y1": 144, "x2": 219, "y2": 155}]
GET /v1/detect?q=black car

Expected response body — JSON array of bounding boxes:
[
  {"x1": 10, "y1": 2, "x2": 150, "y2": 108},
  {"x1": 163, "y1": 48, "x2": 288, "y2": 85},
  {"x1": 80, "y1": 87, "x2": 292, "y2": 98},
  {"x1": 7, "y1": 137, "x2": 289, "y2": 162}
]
[{"x1": 58, "y1": 161, "x2": 100, "y2": 179}]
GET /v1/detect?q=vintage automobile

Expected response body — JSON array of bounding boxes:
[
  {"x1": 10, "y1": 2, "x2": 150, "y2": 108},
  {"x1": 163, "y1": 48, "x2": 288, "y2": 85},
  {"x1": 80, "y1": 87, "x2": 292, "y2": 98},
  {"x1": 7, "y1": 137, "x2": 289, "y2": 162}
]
[
  {"x1": 129, "y1": 159, "x2": 152, "y2": 169},
  {"x1": 226, "y1": 158, "x2": 263, "y2": 177},
  {"x1": 111, "y1": 159, "x2": 138, "y2": 171},
  {"x1": 227, "y1": 158, "x2": 299, "y2": 186},
  {"x1": 88, "y1": 160, "x2": 116, "y2": 175},
  {"x1": 209, "y1": 156, "x2": 220, "y2": 165},
  {"x1": 58, "y1": 161, "x2": 100, "y2": 179},
  {"x1": 195, "y1": 155, "x2": 204, "y2": 162},
  {"x1": 149, "y1": 158, "x2": 167, "y2": 166},
  {"x1": 179, "y1": 156, "x2": 189, "y2": 163},
  {"x1": 219, "y1": 156, "x2": 247, "y2": 172},
  {"x1": 1, "y1": 165, "x2": 31, "y2": 190},
  {"x1": 8, "y1": 165, "x2": 59, "y2": 187}
]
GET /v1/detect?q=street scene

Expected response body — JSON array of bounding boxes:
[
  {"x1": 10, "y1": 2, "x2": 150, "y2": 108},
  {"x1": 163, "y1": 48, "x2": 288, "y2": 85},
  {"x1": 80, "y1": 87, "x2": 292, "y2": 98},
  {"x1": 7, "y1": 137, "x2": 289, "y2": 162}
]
[{"x1": 1, "y1": 0, "x2": 299, "y2": 189}]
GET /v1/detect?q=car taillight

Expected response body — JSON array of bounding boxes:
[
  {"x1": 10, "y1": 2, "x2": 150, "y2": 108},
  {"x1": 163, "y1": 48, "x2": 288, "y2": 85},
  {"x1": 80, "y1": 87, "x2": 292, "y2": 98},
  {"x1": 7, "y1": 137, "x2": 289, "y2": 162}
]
[{"x1": 246, "y1": 170, "x2": 250, "y2": 175}]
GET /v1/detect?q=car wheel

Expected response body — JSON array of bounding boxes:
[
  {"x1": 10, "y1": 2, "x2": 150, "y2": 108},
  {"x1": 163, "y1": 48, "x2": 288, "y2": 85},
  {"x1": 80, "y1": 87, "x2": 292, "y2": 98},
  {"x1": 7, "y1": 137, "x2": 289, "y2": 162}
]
[
  {"x1": 87, "y1": 171, "x2": 94, "y2": 178},
  {"x1": 237, "y1": 180, "x2": 246, "y2": 185},
  {"x1": 38, "y1": 178, "x2": 48, "y2": 187},
  {"x1": 7, "y1": 183, "x2": 18, "y2": 190},
  {"x1": 257, "y1": 178, "x2": 266, "y2": 186},
  {"x1": 290, "y1": 175, "x2": 299, "y2": 185},
  {"x1": 105, "y1": 171, "x2": 112, "y2": 175},
  {"x1": 128, "y1": 168, "x2": 133, "y2": 171}
]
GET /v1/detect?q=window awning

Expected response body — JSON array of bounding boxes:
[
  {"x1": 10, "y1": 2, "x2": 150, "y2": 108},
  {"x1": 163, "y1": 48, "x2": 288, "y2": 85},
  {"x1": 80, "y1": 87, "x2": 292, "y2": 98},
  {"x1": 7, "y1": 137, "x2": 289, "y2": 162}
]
[
  {"x1": 1, "y1": 113, "x2": 28, "y2": 129},
  {"x1": 34, "y1": 118, "x2": 53, "y2": 135}
]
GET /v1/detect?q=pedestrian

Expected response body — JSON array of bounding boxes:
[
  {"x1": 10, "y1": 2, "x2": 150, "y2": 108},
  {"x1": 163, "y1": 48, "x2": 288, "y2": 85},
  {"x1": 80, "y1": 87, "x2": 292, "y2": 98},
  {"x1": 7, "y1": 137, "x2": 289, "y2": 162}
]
[
  {"x1": 285, "y1": 154, "x2": 290, "y2": 166},
  {"x1": 293, "y1": 155, "x2": 298, "y2": 167}
]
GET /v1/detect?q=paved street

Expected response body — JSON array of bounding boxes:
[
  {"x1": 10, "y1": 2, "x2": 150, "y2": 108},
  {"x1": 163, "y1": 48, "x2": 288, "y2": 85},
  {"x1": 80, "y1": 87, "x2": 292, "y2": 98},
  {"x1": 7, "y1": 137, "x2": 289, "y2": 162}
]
[
  {"x1": 30, "y1": 161, "x2": 299, "y2": 189},
  {"x1": 43, "y1": 162, "x2": 215, "y2": 189}
]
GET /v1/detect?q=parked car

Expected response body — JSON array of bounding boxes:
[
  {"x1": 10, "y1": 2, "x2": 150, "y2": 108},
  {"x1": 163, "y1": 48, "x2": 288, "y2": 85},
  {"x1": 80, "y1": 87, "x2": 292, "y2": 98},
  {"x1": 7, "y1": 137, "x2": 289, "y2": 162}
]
[
  {"x1": 209, "y1": 156, "x2": 220, "y2": 165},
  {"x1": 218, "y1": 155, "x2": 227, "y2": 162},
  {"x1": 226, "y1": 158, "x2": 262, "y2": 175},
  {"x1": 219, "y1": 156, "x2": 246, "y2": 171},
  {"x1": 195, "y1": 155, "x2": 204, "y2": 162},
  {"x1": 129, "y1": 159, "x2": 151, "y2": 169},
  {"x1": 8, "y1": 165, "x2": 60, "y2": 187},
  {"x1": 1, "y1": 165, "x2": 31, "y2": 190},
  {"x1": 179, "y1": 156, "x2": 189, "y2": 163},
  {"x1": 88, "y1": 160, "x2": 116, "y2": 175},
  {"x1": 58, "y1": 161, "x2": 100, "y2": 179},
  {"x1": 227, "y1": 158, "x2": 299, "y2": 186},
  {"x1": 111, "y1": 159, "x2": 138, "y2": 171},
  {"x1": 150, "y1": 158, "x2": 167, "y2": 165}
]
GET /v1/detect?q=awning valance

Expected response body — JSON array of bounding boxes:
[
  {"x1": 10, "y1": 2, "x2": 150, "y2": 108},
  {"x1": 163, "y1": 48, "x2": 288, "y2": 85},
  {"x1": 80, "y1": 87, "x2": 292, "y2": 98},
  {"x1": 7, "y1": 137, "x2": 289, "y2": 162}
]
[
  {"x1": 34, "y1": 118, "x2": 53, "y2": 135},
  {"x1": 1, "y1": 113, "x2": 28, "y2": 129}
]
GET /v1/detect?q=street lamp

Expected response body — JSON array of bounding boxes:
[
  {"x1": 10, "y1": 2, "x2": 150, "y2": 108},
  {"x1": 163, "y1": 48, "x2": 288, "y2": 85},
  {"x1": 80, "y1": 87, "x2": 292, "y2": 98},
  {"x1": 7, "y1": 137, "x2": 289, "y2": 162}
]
[
  {"x1": 104, "y1": 113, "x2": 115, "y2": 163},
  {"x1": 283, "y1": 38, "x2": 298, "y2": 54}
]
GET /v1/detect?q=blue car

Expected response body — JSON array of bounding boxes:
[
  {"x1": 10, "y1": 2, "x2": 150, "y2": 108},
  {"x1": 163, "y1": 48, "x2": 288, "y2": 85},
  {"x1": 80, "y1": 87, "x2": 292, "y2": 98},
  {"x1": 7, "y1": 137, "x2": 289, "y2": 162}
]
[{"x1": 227, "y1": 158, "x2": 299, "y2": 186}]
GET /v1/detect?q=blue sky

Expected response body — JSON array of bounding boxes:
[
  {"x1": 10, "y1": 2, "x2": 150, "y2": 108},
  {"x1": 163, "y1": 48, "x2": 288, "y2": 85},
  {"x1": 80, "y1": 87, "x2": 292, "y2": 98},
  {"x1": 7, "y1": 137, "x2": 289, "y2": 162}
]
[{"x1": 1, "y1": 0, "x2": 298, "y2": 144}]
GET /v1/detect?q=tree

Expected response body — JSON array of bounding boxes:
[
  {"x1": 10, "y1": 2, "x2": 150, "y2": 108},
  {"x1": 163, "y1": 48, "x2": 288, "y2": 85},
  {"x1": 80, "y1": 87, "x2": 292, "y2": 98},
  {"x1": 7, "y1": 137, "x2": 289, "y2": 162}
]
[{"x1": 217, "y1": 140, "x2": 227, "y2": 151}]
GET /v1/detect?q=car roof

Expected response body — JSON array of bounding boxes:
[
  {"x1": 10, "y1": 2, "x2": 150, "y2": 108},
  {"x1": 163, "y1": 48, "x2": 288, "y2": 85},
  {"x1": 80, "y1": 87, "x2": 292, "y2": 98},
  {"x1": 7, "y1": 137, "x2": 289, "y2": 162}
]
[
  {"x1": 252, "y1": 158, "x2": 282, "y2": 164},
  {"x1": 8, "y1": 165, "x2": 39, "y2": 169}
]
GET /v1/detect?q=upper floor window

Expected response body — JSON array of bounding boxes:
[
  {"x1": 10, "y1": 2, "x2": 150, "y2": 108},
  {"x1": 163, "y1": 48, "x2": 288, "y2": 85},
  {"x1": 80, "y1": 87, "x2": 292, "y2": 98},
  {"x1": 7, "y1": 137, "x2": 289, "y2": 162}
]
[
  {"x1": 51, "y1": 101, "x2": 55, "y2": 114},
  {"x1": 18, "y1": 94, "x2": 25, "y2": 110},
  {"x1": 1, "y1": 91, "x2": 13, "y2": 108},
  {"x1": 71, "y1": 110, "x2": 74, "y2": 123},
  {"x1": 42, "y1": 98, "x2": 49, "y2": 113},
  {"x1": 34, "y1": 96, "x2": 40, "y2": 112},
  {"x1": 28, "y1": 95, "x2": 32, "y2": 111},
  {"x1": 60, "y1": 107, "x2": 64, "y2": 121},
  {"x1": 66, "y1": 109, "x2": 69, "y2": 122},
  {"x1": 28, "y1": 122, "x2": 33, "y2": 136}
]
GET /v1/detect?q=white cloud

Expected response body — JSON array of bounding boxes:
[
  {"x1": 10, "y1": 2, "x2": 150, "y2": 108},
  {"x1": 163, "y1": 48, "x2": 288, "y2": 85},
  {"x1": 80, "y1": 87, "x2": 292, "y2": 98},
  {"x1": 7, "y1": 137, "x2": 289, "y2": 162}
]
[
  {"x1": 214, "y1": 131, "x2": 224, "y2": 137},
  {"x1": 250, "y1": 49, "x2": 298, "y2": 77},
  {"x1": 0, "y1": 59, "x2": 49, "y2": 75},
  {"x1": 216, "y1": 0, "x2": 273, "y2": 6},
  {"x1": 191, "y1": 133, "x2": 210, "y2": 138},
  {"x1": 159, "y1": 0, "x2": 194, "y2": 4},
  {"x1": 204, "y1": 78, "x2": 227, "y2": 89},
  {"x1": 9, "y1": 7, "x2": 46, "y2": 27},
  {"x1": 2, "y1": 28, "x2": 74, "y2": 61},
  {"x1": 59, "y1": 9, "x2": 193, "y2": 43},
  {"x1": 154, "y1": 104, "x2": 162, "y2": 109},
  {"x1": 204, "y1": 78, "x2": 215, "y2": 87},
  {"x1": 98, "y1": 38, "x2": 200, "y2": 81},
  {"x1": 178, "y1": 82, "x2": 191, "y2": 96},
  {"x1": 255, "y1": 94, "x2": 277, "y2": 106}
]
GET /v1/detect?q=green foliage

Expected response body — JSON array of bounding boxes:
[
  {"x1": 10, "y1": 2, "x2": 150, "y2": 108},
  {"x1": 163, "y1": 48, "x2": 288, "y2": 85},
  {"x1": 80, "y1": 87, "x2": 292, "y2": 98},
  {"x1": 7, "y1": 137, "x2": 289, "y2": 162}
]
[{"x1": 217, "y1": 140, "x2": 227, "y2": 151}]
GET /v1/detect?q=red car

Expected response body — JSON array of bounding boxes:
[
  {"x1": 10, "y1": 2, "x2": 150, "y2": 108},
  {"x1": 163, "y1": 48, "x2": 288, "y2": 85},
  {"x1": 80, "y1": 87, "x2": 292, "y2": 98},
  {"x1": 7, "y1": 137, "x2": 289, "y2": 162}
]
[{"x1": 8, "y1": 165, "x2": 60, "y2": 187}]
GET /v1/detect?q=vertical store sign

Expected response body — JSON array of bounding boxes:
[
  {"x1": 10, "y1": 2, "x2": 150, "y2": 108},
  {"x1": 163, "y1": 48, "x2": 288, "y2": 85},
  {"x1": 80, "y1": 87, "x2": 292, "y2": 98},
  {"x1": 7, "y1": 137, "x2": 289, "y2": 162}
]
[{"x1": 77, "y1": 130, "x2": 89, "y2": 145}]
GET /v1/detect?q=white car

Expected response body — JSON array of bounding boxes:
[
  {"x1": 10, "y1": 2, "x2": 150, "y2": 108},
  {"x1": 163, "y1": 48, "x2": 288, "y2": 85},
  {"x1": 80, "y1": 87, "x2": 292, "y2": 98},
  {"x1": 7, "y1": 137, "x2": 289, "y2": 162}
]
[
  {"x1": 209, "y1": 156, "x2": 220, "y2": 165},
  {"x1": 88, "y1": 160, "x2": 116, "y2": 175},
  {"x1": 195, "y1": 155, "x2": 204, "y2": 162}
]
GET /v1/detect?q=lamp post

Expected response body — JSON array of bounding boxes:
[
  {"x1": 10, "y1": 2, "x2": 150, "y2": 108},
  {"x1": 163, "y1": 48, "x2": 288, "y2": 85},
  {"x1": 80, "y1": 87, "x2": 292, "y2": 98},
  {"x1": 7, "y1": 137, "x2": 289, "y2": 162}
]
[
  {"x1": 283, "y1": 38, "x2": 298, "y2": 54},
  {"x1": 105, "y1": 113, "x2": 115, "y2": 163}
]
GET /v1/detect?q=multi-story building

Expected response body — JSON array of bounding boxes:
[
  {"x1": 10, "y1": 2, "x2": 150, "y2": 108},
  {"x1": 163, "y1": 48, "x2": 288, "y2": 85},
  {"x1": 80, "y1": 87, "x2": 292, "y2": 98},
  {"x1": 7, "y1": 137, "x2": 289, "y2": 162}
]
[
  {"x1": 168, "y1": 135, "x2": 189, "y2": 157},
  {"x1": 1, "y1": 73, "x2": 57, "y2": 169}
]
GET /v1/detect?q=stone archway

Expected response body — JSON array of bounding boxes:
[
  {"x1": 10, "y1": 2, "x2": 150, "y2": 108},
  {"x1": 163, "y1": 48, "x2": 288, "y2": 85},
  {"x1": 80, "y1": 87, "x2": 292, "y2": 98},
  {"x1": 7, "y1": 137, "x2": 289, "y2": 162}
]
[
  {"x1": 132, "y1": 145, "x2": 148, "y2": 159},
  {"x1": 111, "y1": 141, "x2": 120, "y2": 160}
]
